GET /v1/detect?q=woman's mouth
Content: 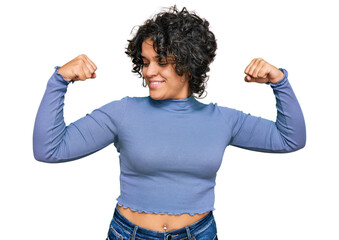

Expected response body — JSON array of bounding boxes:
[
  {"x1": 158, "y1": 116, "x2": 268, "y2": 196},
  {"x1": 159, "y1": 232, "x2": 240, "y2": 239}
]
[{"x1": 149, "y1": 81, "x2": 164, "y2": 89}]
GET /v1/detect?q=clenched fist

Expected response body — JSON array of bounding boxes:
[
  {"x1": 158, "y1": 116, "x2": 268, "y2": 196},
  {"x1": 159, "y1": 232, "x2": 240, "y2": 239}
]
[
  {"x1": 244, "y1": 58, "x2": 284, "y2": 84},
  {"x1": 57, "y1": 54, "x2": 97, "y2": 82}
]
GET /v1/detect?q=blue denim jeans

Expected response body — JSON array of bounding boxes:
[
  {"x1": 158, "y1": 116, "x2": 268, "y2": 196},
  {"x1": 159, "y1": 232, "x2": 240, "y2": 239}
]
[{"x1": 106, "y1": 205, "x2": 218, "y2": 240}]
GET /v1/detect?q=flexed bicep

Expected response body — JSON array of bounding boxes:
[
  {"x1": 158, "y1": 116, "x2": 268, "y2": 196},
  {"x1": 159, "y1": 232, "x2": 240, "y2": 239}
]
[
  {"x1": 33, "y1": 66, "x2": 128, "y2": 163},
  {"x1": 229, "y1": 110, "x2": 292, "y2": 152},
  {"x1": 227, "y1": 68, "x2": 306, "y2": 153}
]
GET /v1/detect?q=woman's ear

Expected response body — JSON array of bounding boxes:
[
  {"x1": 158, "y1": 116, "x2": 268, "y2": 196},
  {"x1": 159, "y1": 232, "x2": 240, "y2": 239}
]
[
  {"x1": 186, "y1": 71, "x2": 191, "y2": 81},
  {"x1": 180, "y1": 72, "x2": 190, "y2": 82}
]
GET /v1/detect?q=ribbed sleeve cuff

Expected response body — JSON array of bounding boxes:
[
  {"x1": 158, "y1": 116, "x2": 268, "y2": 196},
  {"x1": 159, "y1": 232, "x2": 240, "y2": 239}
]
[
  {"x1": 54, "y1": 66, "x2": 75, "y2": 85},
  {"x1": 266, "y1": 68, "x2": 288, "y2": 87}
]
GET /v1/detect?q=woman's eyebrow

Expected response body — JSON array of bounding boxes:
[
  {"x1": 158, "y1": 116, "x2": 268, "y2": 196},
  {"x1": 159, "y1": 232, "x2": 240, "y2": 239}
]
[{"x1": 141, "y1": 55, "x2": 161, "y2": 60}]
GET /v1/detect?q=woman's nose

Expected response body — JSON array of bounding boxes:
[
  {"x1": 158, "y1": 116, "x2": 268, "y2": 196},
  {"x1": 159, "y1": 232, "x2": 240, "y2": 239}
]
[{"x1": 145, "y1": 62, "x2": 159, "y2": 77}]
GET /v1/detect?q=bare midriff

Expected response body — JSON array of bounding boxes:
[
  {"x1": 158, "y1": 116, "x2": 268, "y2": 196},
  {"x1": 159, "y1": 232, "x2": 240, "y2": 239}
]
[{"x1": 117, "y1": 205, "x2": 210, "y2": 232}]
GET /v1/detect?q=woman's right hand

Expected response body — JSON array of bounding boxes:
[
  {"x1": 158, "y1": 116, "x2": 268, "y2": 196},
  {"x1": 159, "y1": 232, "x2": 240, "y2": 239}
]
[{"x1": 57, "y1": 54, "x2": 97, "y2": 82}]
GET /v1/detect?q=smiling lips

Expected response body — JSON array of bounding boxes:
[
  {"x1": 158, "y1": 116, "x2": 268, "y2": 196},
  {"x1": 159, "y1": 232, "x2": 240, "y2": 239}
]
[{"x1": 149, "y1": 80, "x2": 164, "y2": 89}]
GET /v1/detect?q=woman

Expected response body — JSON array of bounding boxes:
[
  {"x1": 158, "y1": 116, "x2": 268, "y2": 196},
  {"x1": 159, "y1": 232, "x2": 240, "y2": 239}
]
[{"x1": 33, "y1": 6, "x2": 306, "y2": 240}]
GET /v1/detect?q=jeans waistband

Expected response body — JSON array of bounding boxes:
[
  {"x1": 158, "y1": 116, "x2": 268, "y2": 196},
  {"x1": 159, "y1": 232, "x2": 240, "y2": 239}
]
[{"x1": 112, "y1": 204, "x2": 214, "y2": 239}]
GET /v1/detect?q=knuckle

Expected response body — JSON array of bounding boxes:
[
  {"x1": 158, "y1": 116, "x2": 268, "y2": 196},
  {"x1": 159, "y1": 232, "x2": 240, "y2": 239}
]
[
  {"x1": 75, "y1": 59, "x2": 84, "y2": 65},
  {"x1": 77, "y1": 54, "x2": 87, "y2": 61}
]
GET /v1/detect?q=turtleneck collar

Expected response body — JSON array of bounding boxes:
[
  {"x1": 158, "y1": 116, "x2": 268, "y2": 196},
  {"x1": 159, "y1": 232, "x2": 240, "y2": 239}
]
[{"x1": 148, "y1": 95, "x2": 201, "y2": 113}]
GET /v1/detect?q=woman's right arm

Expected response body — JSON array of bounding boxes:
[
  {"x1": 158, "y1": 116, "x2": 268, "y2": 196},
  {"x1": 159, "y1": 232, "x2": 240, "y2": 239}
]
[{"x1": 33, "y1": 55, "x2": 128, "y2": 163}]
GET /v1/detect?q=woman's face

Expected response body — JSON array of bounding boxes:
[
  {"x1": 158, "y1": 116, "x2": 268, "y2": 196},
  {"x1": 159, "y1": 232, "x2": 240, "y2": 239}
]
[{"x1": 141, "y1": 38, "x2": 190, "y2": 100}]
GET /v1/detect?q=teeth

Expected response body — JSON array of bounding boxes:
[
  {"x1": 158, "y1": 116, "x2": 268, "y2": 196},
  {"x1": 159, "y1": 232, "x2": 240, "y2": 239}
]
[{"x1": 151, "y1": 82, "x2": 162, "y2": 85}]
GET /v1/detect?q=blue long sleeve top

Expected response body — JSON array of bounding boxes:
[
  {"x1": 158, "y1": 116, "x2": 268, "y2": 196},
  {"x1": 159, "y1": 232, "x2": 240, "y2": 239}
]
[{"x1": 33, "y1": 66, "x2": 306, "y2": 215}]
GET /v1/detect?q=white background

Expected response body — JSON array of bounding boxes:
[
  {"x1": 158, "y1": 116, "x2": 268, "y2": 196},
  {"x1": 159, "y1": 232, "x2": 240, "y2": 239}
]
[{"x1": 1, "y1": 0, "x2": 338, "y2": 239}]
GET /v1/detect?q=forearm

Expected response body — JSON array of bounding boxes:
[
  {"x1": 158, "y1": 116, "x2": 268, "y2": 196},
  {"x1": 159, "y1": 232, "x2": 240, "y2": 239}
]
[{"x1": 268, "y1": 68, "x2": 306, "y2": 151}]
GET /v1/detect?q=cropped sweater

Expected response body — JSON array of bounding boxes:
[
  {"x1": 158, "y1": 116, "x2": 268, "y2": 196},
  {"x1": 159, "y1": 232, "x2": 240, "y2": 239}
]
[{"x1": 33, "y1": 66, "x2": 306, "y2": 215}]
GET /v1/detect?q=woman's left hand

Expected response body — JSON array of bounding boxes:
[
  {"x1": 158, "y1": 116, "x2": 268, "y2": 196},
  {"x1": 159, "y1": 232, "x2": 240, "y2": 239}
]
[{"x1": 244, "y1": 58, "x2": 284, "y2": 84}]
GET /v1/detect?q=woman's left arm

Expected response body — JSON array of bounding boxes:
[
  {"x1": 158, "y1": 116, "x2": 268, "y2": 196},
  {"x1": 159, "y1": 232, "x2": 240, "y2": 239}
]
[{"x1": 228, "y1": 58, "x2": 306, "y2": 153}]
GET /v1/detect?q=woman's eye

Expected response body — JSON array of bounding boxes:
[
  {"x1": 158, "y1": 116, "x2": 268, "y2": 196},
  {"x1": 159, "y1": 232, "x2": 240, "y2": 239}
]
[
  {"x1": 158, "y1": 61, "x2": 168, "y2": 66},
  {"x1": 141, "y1": 60, "x2": 169, "y2": 67}
]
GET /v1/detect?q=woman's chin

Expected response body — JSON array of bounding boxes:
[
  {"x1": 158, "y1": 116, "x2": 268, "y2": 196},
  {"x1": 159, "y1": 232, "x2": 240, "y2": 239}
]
[
  {"x1": 149, "y1": 94, "x2": 165, "y2": 100},
  {"x1": 149, "y1": 91, "x2": 165, "y2": 100}
]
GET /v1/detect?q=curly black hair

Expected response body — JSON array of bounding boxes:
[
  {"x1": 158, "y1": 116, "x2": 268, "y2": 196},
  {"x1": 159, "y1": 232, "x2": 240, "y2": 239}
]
[{"x1": 125, "y1": 5, "x2": 217, "y2": 98}]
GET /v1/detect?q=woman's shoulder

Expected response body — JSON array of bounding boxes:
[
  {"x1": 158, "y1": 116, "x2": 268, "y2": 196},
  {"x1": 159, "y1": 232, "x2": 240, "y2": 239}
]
[
  {"x1": 206, "y1": 100, "x2": 244, "y2": 120},
  {"x1": 198, "y1": 99, "x2": 238, "y2": 112}
]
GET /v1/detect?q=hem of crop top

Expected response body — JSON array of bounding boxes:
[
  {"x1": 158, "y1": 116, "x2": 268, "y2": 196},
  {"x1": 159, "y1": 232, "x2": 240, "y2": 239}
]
[{"x1": 116, "y1": 200, "x2": 215, "y2": 216}]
